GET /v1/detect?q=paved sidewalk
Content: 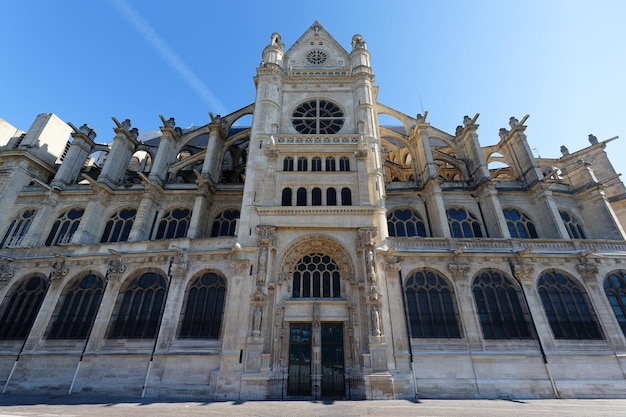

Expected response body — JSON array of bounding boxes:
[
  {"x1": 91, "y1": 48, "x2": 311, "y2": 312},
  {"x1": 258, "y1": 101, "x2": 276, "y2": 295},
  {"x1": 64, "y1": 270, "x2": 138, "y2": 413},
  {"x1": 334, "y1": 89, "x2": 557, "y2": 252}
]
[{"x1": 0, "y1": 394, "x2": 625, "y2": 416}]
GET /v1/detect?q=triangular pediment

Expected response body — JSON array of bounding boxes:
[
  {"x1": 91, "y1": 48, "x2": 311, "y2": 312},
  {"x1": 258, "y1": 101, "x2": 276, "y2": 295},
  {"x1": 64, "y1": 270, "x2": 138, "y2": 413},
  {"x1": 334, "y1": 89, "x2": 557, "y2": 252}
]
[{"x1": 284, "y1": 21, "x2": 349, "y2": 70}]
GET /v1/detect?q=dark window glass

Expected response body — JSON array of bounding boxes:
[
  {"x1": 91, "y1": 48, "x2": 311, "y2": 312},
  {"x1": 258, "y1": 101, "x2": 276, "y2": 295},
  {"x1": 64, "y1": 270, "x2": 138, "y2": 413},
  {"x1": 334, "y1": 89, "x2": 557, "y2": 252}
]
[
  {"x1": 48, "y1": 274, "x2": 105, "y2": 339},
  {"x1": 0, "y1": 276, "x2": 48, "y2": 339},
  {"x1": 472, "y1": 270, "x2": 532, "y2": 339},
  {"x1": 325, "y1": 157, "x2": 336, "y2": 171},
  {"x1": 292, "y1": 99, "x2": 344, "y2": 134},
  {"x1": 155, "y1": 208, "x2": 191, "y2": 240},
  {"x1": 327, "y1": 188, "x2": 337, "y2": 206},
  {"x1": 282, "y1": 188, "x2": 292, "y2": 206},
  {"x1": 447, "y1": 208, "x2": 483, "y2": 238},
  {"x1": 292, "y1": 253, "x2": 341, "y2": 298},
  {"x1": 538, "y1": 270, "x2": 602, "y2": 339},
  {"x1": 560, "y1": 210, "x2": 586, "y2": 239},
  {"x1": 503, "y1": 208, "x2": 538, "y2": 239},
  {"x1": 297, "y1": 157, "x2": 308, "y2": 172},
  {"x1": 387, "y1": 208, "x2": 427, "y2": 237},
  {"x1": 604, "y1": 270, "x2": 626, "y2": 337},
  {"x1": 297, "y1": 188, "x2": 307, "y2": 206},
  {"x1": 311, "y1": 157, "x2": 322, "y2": 172},
  {"x1": 404, "y1": 269, "x2": 461, "y2": 338},
  {"x1": 180, "y1": 272, "x2": 226, "y2": 338},
  {"x1": 211, "y1": 209, "x2": 240, "y2": 237},
  {"x1": 341, "y1": 188, "x2": 352, "y2": 206},
  {"x1": 101, "y1": 208, "x2": 137, "y2": 243},
  {"x1": 312, "y1": 188, "x2": 322, "y2": 206},
  {"x1": 45, "y1": 208, "x2": 84, "y2": 246},
  {"x1": 110, "y1": 272, "x2": 167, "y2": 339},
  {"x1": 339, "y1": 156, "x2": 350, "y2": 172},
  {"x1": 1, "y1": 209, "x2": 36, "y2": 248},
  {"x1": 283, "y1": 157, "x2": 294, "y2": 171}
]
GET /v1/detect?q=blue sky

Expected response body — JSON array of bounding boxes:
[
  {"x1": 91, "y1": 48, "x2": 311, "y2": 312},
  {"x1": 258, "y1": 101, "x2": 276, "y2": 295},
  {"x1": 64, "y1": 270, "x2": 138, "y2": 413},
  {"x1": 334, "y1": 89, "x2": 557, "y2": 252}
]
[{"x1": 2, "y1": 1, "x2": 625, "y2": 175}]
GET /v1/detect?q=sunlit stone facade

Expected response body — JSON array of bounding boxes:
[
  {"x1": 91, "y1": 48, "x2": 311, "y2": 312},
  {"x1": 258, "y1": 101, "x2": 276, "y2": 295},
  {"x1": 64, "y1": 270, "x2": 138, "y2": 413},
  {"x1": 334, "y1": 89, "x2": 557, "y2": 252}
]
[{"x1": 1, "y1": 22, "x2": 626, "y2": 400}]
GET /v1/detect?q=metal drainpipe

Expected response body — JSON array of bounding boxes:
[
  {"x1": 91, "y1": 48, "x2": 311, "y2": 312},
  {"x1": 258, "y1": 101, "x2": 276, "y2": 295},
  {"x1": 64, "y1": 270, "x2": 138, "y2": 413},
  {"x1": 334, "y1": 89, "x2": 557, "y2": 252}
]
[
  {"x1": 508, "y1": 258, "x2": 560, "y2": 399},
  {"x1": 397, "y1": 267, "x2": 419, "y2": 399}
]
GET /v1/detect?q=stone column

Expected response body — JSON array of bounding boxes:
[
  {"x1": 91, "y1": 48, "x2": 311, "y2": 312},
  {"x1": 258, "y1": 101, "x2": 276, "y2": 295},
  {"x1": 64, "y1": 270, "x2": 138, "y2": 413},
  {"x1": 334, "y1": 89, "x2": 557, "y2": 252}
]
[
  {"x1": 50, "y1": 124, "x2": 96, "y2": 190},
  {"x1": 148, "y1": 117, "x2": 182, "y2": 186},
  {"x1": 128, "y1": 182, "x2": 162, "y2": 241},
  {"x1": 97, "y1": 119, "x2": 139, "y2": 188},
  {"x1": 200, "y1": 122, "x2": 227, "y2": 182}
]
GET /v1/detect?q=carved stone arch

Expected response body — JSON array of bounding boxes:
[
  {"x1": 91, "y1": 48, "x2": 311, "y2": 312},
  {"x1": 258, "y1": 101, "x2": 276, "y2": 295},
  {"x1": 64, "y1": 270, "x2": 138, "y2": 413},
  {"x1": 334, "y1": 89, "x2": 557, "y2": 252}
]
[
  {"x1": 118, "y1": 267, "x2": 170, "y2": 289},
  {"x1": 221, "y1": 103, "x2": 255, "y2": 133},
  {"x1": 58, "y1": 269, "x2": 106, "y2": 291},
  {"x1": 471, "y1": 267, "x2": 522, "y2": 290},
  {"x1": 432, "y1": 148, "x2": 469, "y2": 181},
  {"x1": 403, "y1": 267, "x2": 455, "y2": 288},
  {"x1": 184, "y1": 268, "x2": 229, "y2": 290},
  {"x1": 278, "y1": 234, "x2": 356, "y2": 286}
]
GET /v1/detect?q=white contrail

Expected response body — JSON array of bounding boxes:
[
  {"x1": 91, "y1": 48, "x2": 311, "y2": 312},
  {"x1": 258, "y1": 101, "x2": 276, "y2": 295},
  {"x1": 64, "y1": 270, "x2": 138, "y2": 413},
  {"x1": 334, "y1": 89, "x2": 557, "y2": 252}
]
[{"x1": 110, "y1": 0, "x2": 228, "y2": 115}]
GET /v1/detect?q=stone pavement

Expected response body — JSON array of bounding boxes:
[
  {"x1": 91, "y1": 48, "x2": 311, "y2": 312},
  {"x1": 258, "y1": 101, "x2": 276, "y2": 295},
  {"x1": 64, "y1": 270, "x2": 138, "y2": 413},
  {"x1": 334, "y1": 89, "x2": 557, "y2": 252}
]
[{"x1": 0, "y1": 395, "x2": 626, "y2": 417}]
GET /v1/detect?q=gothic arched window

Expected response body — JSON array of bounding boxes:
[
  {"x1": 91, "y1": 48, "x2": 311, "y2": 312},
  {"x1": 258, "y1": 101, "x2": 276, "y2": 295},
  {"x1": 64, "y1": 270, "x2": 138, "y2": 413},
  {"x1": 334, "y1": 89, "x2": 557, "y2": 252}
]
[
  {"x1": 0, "y1": 276, "x2": 48, "y2": 340},
  {"x1": 325, "y1": 156, "x2": 336, "y2": 171},
  {"x1": 282, "y1": 188, "x2": 292, "y2": 206},
  {"x1": 283, "y1": 156, "x2": 294, "y2": 171},
  {"x1": 101, "y1": 208, "x2": 136, "y2": 243},
  {"x1": 538, "y1": 270, "x2": 602, "y2": 339},
  {"x1": 155, "y1": 207, "x2": 191, "y2": 240},
  {"x1": 327, "y1": 188, "x2": 337, "y2": 206},
  {"x1": 404, "y1": 269, "x2": 461, "y2": 338},
  {"x1": 503, "y1": 208, "x2": 538, "y2": 239},
  {"x1": 110, "y1": 272, "x2": 167, "y2": 339},
  {"x1": 296, "y1": 188, "x2": 307, "y2": 206},
  {"x1": 339, "y1": 156, "x2": 350, "y2": 171},
  {"x1": 311, "y1": 156, "x2": 322, "y2": 172},
  {"x1": 1, "y1": 208, "x2": 36, "y2": 248},
  {"x1": 180, "y1": 272, "x2": 226, "y2": 339},
  {"x1": 292, "y1": 253, "x2": 341, "y2": 298},
  {"x1": 387, "y1": 208, "x2": 427, "y2": 237},
  {"x1": 45, "y1": 208, "x2": 84, "y2": 246},
  {"x1": 341, "y1": 188, "x2": 352, "y2": 206},
  {"x1": 604, "y1": 270, "x2": 626, "y2": 337},
  {"x1": 447, "y1": 207, "x2": 483, "y2": 238},
  {"x1": 472, "y1": 269, "x2": 532, "y2": 339},
  {"x1": 560, "y1": 210, "x2": 586, "y2": 239},
  {"x1": 48, "y1": 274, "x2": 105, "y2": 339},
  {"x1": 291, "y1": 99, "x2": 344, "y2": 134},
  {"x1": 210, "y1": 209, "x2": 240, "y2": 237},
  {"x1": 297, "y1": 157, "x2": 308, "y2": 172}
]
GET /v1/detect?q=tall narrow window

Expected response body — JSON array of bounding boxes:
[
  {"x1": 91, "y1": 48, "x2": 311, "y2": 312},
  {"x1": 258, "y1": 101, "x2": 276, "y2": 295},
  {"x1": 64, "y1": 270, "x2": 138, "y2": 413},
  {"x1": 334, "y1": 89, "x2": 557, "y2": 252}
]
[
  {"x1": 311, "y1": 156, "x2": 322, "y2": 172},
  {"x1": 292, "y1": 253, "x2": 340, "y2": 298},
  {"x1": 155, "y1": 207, "x2": 191, "y2": 240},
  {"x1": 0, "y1": 276, "x2": 48, "y2": 339},
  {"x1": 48, "y1": 274, "x2": 105, "y2": 339},
  {"x1": 538, "y1": 270, "x2": 602, "y2": 339},
  {"x1": 339, "y1": 156, "x2": 350, "y2": 172},
  {"x1": 1, "y1": 209, "x2": 36, "y2": 248},
  {"x1": 101, "y1": 208, "x2": 136, "y2": 243},
  {"x1": 325, "y1": 156, "x2": 336, "y2": 171},
  {"x1": 503, "y1": 208, "x2": 538, "y2": 239},
  {"x1": 404, "y1": 269, "x2": 461, "y2": 338},
  {"x1": 472, "y1": 269, "x2": 532, "y2": 339},
  {"x1": 387, "y1": 208, "x2": 427, "y2": 237},
  {"x1": 341, "y1": 188, "x2": 352, "y2": 206},
  {"x1": 297, "y1": 188, "x2": 307, "y2": 206},
  {"x1": 45, "y1": 208, "x2": 84, "y2": 246},
  {"x1": 560, "y1": 210, "x2": 586, "y2": 239},
  {"x1": 110, "y1": 272, "x2": 167, "y2": 339},
  {"x1": 283, "y1": 156, "x2": 294, "y2": 171},
  {"x1": 447, "y1": 207, "x2": 483, "y2": 238},
  {"x1": 211, "y1": 209, "x2": 240, "y2": 237},
  {"x1": 180, "y1": 272, "x2": 226, "y2": 338},
  {"x1": 312, "y1": 188, "x2": 322, "y2": 206},
  {"x1": 282, "y1": 188, "x2": 293, "y2": 206},
  {"x1": 604, "y1": 270, "x2": 626, "y2": 337},
  {"x1": 327, "y1": 188, "x2": 337, "y2": 206},
  {"x1": 297, "y1": 157, "x2": 308, "y2": 172}
]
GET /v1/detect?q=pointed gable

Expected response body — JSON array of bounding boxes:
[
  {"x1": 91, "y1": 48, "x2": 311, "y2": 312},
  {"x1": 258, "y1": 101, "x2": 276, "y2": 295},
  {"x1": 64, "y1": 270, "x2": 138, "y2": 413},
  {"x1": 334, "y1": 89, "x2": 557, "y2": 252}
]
[{"x1": 283, "y1": 21, "x2": 349, "y2": 70}]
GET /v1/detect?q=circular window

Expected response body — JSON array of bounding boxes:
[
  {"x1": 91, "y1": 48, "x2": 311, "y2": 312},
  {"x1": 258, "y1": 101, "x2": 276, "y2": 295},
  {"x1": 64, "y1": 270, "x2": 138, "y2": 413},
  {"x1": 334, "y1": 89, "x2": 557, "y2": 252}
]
[
  {"x1": 292, "y1": 99, "x2": 344, "y2": 134},
  {"x1": 306, "y1": 50, "x2": 327, "y2": 65}
]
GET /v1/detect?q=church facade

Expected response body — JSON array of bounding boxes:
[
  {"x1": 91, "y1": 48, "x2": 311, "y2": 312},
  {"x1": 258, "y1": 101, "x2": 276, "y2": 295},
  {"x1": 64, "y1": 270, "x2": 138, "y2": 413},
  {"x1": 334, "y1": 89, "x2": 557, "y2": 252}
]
[{"x1": 1, "y1": 22, "x2": 626, "y2": 400}]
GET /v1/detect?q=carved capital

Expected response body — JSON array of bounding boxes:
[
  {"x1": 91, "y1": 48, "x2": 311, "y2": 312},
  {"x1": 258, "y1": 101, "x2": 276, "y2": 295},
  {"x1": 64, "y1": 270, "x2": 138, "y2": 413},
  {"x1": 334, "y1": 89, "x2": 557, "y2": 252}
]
[
  {"x1": 256, "y1": 225, "x2": 277, "y2": 247},
  {"x1": 447, "y1": 262, "x2": 470, "y2": 282},
  {"x1": 357, "y1": 227, "x2": 377, "y2": 250},
  {"x1": 169, "y1": 246, "x2": 190, "y2": 279},
  {"x1": 107, "y1": 257, "x2": 127, "y2": 282},
  {"x1": 513, "y1": 263, "x2": 535, "y2": 283},
  {"x1": 354, "y1": 148, "x2": 367, "y2": 160},
  {"x1": 232, "y1": 259, "x2": 250, "y2": 276},
  {"x1": 382, "y1": 261, "x2": 401, "y2": 275},
  {"x1": 0, "y1": 261, "x2": 15, "y2": 285},
  {"x1": 50, "y1": 260, "x2": 69, "y2": 282},
  {"x1": 577, "y1": 262, "x2": 599, "y2": 283}
]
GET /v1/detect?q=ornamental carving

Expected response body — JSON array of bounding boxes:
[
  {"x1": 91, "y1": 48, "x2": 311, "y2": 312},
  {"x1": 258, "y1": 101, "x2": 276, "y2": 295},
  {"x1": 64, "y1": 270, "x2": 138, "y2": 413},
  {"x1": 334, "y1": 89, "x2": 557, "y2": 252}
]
[
  {"x1": 577, "y1": 262, "x2": 599, "y2": 283},
  {"x1": 169, "y1": 246, "x2": 190, "y2": 279},
  {"x1": 447, "y1": 262, "x2": 470, "y2": 282},
  {"x1": 50, "y1": 259, "x2": 69, "y2": 282},
  {"x1": 107, "y1": 257, "x2": 127, "y2": 282},
  {"x1": 0, "y1": 261, "x2": 15, "y2": 284},
  {"x1": 513, "y1": 263, "x2": 535, "y2": 284}
]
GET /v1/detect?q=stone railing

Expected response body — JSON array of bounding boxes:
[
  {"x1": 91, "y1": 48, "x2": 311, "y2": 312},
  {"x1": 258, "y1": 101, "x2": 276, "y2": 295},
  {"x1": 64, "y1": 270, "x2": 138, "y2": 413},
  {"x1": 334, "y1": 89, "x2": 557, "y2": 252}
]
[{"x1": 273, "y1": 134, "x2": 360, "y2": 145}]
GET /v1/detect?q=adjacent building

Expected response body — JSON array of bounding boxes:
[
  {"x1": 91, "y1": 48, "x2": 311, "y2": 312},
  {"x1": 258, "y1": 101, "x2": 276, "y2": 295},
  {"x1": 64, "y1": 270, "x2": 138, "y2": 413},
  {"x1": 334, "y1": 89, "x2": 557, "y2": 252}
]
[{"x1": 1, "y1": 22, "x2": 626, "y2": 400}]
